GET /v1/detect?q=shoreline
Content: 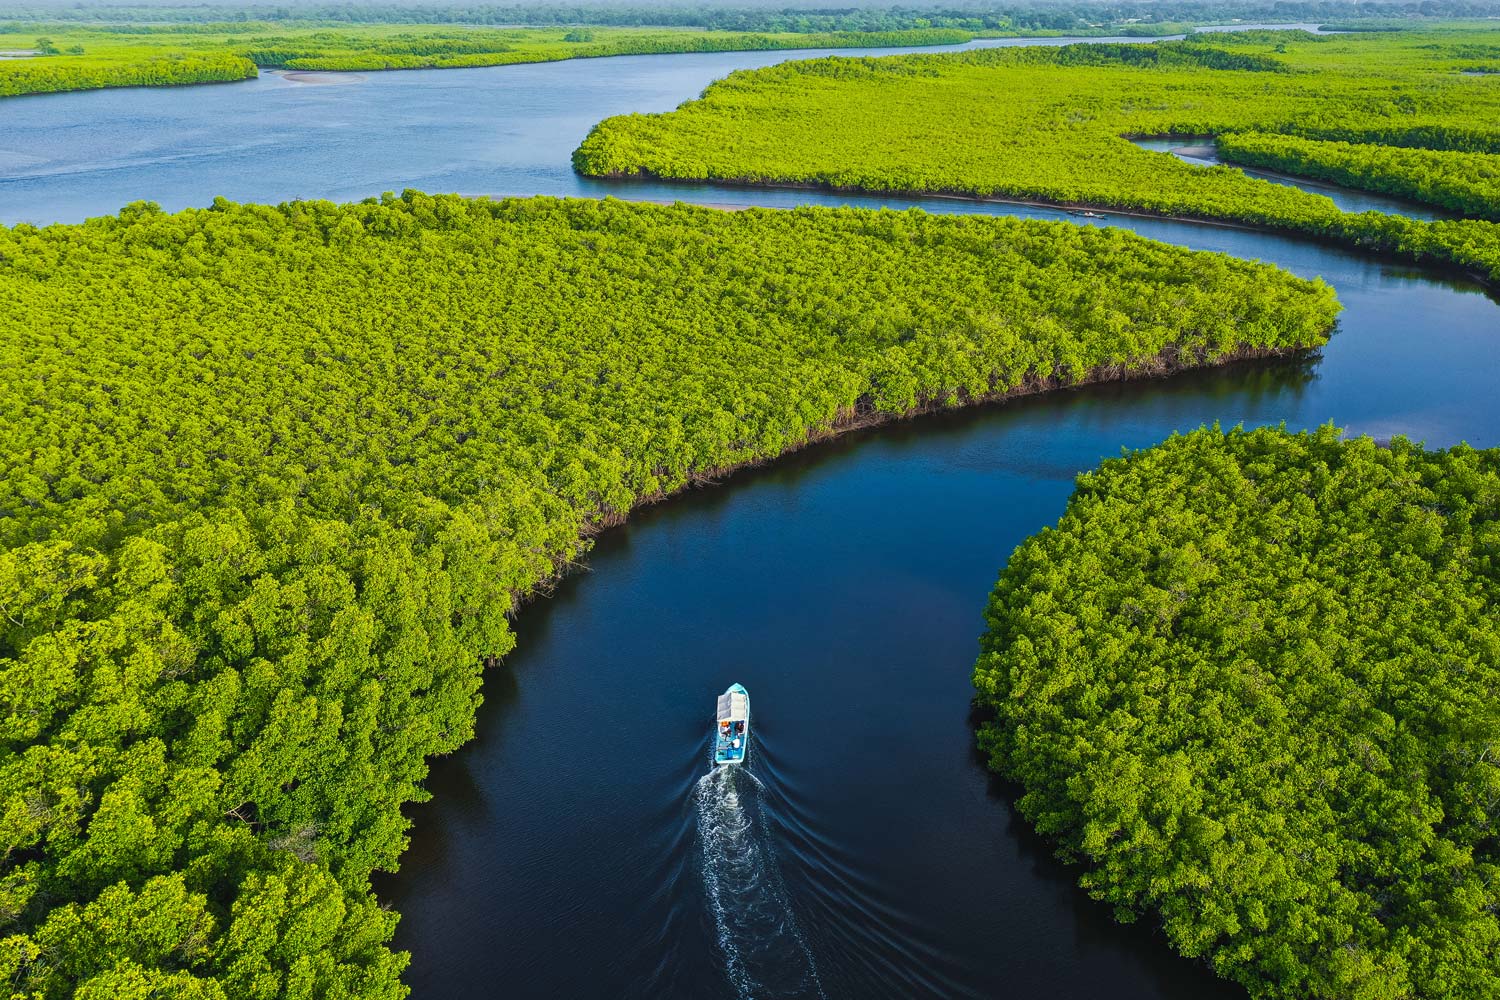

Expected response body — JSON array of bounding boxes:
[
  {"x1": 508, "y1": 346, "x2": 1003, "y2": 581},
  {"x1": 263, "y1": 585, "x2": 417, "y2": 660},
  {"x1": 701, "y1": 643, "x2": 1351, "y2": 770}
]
[
  {"x1": 582, "y1": 170, "x2": 1499, "y2": 295},
  {"x1": 0, "y1": 65, "x2": 257, "y2": 101},
  {"x1": 1125, "y1": 132, "x2": 1468, "y2": 222}
]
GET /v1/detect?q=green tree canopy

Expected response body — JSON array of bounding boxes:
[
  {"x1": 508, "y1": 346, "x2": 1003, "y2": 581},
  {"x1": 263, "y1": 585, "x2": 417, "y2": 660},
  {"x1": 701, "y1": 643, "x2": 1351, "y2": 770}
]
[{"x1": 975, "y1": 425, "x2": 1500, "y2": 999}]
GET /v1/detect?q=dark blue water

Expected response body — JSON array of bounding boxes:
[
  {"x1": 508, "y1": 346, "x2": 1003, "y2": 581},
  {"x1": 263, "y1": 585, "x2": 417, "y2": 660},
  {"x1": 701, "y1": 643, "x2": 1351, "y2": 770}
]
[
  {"x1": 5, "y1": 36, "x2": 1496, "y2": 1000},
  {"x1": 379, "y1": 251, "x2": 1495, "y2": 1000}
]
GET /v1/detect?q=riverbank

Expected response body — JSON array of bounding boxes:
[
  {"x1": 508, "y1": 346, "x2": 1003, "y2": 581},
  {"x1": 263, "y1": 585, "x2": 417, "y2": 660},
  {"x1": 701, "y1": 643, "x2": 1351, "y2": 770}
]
[
  {"x1": 1126, "y1": 132, "x2": 1462, "y2": 221},
  {"x1": 975, "y1": 424, "x2": 1500, "y2": 1000},
  {"x1": 0, "y1": 18, "x2": 1352, "y2": 100},
  {"x1": 1215, "y1": 130, "x2": 1500, "y2": 221},
  {"x1": 379, "y1": 198, "x2": 1498, "y2": 1000},
  {"x1": 574, "y1": 32, "x2": 1500, "y2": 288}
]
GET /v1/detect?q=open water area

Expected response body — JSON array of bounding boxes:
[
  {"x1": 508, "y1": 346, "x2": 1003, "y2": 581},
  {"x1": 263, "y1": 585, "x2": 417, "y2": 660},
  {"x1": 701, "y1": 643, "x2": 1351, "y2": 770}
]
[{"x1": 4, "y1": 32, "x2": 1496, "y2": 999}]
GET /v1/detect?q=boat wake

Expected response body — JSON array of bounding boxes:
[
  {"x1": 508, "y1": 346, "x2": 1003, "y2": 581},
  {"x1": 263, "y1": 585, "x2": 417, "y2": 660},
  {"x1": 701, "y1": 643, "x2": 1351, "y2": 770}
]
[{"x1": 695, "y1": 765, "x2": 826, "y2": 1000}]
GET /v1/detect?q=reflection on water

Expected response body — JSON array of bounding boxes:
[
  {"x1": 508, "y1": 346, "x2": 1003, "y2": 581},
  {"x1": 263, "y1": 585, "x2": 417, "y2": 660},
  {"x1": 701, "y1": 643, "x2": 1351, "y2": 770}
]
[
  {"x1": 374, "y1": 237, "x2": 1494, "y2": 994},
  {"x1": 900, "y1": 353, "x2": 1322, "y2": 481}
]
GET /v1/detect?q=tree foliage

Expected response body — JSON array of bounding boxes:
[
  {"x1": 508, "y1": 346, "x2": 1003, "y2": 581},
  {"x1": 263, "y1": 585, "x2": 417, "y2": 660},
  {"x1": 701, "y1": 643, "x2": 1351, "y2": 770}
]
[
  {"x1": 0, "y1": 194, "x2": 1336, "y2": 996},
  {"x1": 256, "y1": 27, "x2": 975, "y2": 71},
  {"x1": 0, "y1": 48, "x2": 255, "y2": 96},
  {"x1": 573, "y1": 27, "x2": 1500, "y2": 283},
  {"x1": 974, "y1": 425, "x2": 1500, "y2": 1000}
]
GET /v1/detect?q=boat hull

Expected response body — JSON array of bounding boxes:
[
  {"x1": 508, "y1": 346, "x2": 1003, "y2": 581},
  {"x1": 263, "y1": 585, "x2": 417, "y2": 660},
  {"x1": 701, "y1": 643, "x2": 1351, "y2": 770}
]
[{"x1": 714, "y1": 683, "x2": 750, "y2": 766}]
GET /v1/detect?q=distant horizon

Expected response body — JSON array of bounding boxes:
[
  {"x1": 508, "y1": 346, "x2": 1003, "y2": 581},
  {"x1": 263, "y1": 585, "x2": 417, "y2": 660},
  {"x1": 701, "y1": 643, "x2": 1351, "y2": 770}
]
[{"x1": 8, "y1": 0, "x2": 1500, "y2": 12}]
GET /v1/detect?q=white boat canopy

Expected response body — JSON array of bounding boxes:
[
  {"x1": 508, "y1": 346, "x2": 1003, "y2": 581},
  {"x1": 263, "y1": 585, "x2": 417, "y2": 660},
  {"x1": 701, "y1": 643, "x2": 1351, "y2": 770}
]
[{"x1": 717, "y1": 691, "x2": 749, "y2": 723}]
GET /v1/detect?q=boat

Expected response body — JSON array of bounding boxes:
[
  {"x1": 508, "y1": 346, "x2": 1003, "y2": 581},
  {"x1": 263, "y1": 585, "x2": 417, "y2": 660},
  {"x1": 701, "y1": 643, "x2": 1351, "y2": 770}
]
[{"x1": 714, "y1": 683, "x2": 750, "y2": 766}]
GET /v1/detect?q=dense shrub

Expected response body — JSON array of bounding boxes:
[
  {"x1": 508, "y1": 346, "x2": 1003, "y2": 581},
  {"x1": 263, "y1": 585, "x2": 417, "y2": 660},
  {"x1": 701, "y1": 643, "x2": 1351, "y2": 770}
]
[
  {"x1": 974, "y1": 425, "x2": 1500, "y2": 999},
  {"x1": 1219, "y1": 131, "x2": 1500, "y2": 219}
]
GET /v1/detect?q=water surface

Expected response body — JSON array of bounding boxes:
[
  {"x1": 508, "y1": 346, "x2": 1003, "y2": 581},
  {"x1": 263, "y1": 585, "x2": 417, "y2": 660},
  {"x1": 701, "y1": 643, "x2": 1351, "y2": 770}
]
[{"x1": 1, "y1": 35, "x2": 1158, "y2": 224}]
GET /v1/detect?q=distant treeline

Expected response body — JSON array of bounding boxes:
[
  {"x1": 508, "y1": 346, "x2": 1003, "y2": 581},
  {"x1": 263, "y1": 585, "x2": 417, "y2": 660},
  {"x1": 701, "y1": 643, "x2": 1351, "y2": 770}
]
[
  {"x1": 243, "y1": 27, "x2": 973, "y2": 70},
  {"x1": 0, "y1": 23, "x2": 983, "y2": 96},
  {"x1": 7, "y1": 0, "x2": 1500, "y2": 30}
]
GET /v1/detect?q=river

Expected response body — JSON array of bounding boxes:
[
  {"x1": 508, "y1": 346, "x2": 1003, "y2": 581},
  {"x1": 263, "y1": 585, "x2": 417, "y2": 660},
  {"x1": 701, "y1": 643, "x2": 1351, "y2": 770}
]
[{"x1": 4, "y1": 35, "x2": 1496, "y2": 1000}]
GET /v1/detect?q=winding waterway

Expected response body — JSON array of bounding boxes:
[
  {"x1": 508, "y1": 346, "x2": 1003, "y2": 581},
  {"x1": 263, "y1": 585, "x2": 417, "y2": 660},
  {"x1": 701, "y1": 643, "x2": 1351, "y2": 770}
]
[
  {"x1": 1130, "y1": 137, "x2": 1455, "y2": 219},
  {"x1": 5, "y1": 35, "x2": 1497, "y2": 1000}
]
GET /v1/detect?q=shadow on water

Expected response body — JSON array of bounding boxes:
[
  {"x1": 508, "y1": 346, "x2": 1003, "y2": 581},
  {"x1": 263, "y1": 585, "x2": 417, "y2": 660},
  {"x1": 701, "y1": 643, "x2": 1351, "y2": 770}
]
[
  {"x1": 629, "y1": 351, "x2": 1324, "y2": 512},
  {"x1": 966, "y1": 702, "x2": 1232, "y2": 997},
  {"x1": 357, "y1": 130, "x2": 1492, "y2": 998}
]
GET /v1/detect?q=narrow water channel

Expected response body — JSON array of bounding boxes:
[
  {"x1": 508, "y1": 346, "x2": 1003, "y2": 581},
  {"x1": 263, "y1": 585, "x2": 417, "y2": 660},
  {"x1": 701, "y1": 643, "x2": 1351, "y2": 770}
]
[
  {"x1": 5, "y1": 37, "x2": 1496, "y2": 1000},
  {"x1": 1130, "y1": 137, "x2": 1455, "y2": 219}
]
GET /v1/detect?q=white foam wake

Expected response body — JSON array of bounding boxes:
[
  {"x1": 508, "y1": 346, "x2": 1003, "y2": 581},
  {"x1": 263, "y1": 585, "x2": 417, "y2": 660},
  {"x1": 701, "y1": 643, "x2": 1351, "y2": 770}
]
[{"x1": 695, "y1": 764, "x2": 826, "y2": 1000}]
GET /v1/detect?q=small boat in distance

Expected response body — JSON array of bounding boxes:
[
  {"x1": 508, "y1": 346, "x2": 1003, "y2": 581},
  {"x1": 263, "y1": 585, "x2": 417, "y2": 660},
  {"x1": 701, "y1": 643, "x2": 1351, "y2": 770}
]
[{"x1": 714, "y1": 683, "x2": 750, "y2": 766}]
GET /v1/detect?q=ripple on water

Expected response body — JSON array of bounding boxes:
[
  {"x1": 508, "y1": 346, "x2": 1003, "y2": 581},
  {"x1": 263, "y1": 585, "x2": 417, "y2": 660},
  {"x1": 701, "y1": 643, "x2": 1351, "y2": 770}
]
[{"x1": 695, "y1": 763, "x2": 825, "y2": 1000}]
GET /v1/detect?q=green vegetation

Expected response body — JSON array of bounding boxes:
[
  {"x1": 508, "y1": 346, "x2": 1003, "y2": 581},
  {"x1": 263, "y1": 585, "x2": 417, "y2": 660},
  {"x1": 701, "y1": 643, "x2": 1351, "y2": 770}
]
[
  {"x1": 10, "y1": 6, "x2": 1497, "y2": 100},
  {"x1": 15, "y1": 4, "x2": 1500, "y2": 101},
  {"x1": 9, "y1": 1, "x2": 1500, "y2": 32},
  {"x1": 1219, "y1": 131, "x2": 1500, "y2": 220},
  {"x1": 973, "y1": 424, "x2": 1500, "y2": 999},
  {"x1": 0, "y1": 194, "x2": 1336, "y2": 997},
  {"x1": 573, "y1": 28, "x2": 1500, "y2": 283},
  {"x1": 0, "y1": 46, "x2": 255, "y2": 95},
  {"x1": 241, "y1": 26, "x2": 974, "y2": 71},
  {"x1": 0, "y1": 22, "x2": 976, "y2": 98}
]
